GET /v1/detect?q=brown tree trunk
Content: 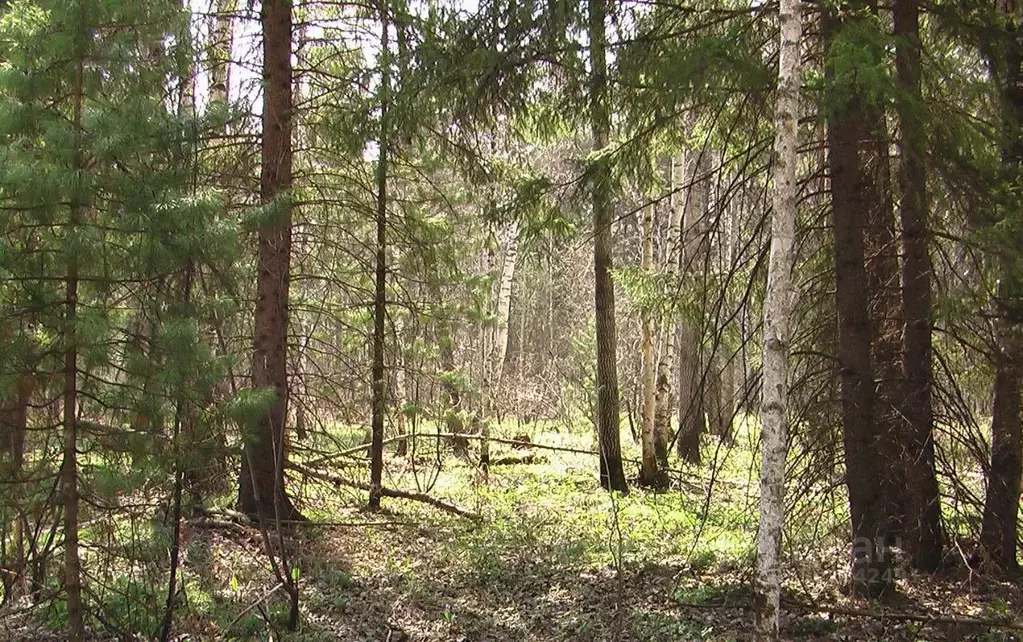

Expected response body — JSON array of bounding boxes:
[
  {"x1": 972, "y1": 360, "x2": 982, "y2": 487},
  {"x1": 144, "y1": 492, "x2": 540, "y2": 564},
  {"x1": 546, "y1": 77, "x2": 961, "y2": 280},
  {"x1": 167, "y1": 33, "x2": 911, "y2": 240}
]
[
  {"x1": 824, "y1": 7, "x2": 893, "y2": 598},
  {"x1": 980, "y1": 13, "x2": 1023, "y2": 572},
  {"x1": 982, "y1": 303, "x2": 1022, "y2": 571},
  {"x1": 894, "y1": 0, "x2": 943, "y2": 571},
  {"x1": 238, "y1": 0, "x2": 302, "y2": 521},
  {"x1": 862, "y1": 109, "x2": 908, "y2": 543},
  {"x1": 589, "y1": 0, "x2": 627, "y2": 492},
  {"x1": 677, "y1": 147, "x2": 710, "y2": 464},
  {"x1": 63, "y1": 55, "x2": 86, "y2": 642},
  {"x1": 0, "y1": 373, "x2": 30, "y2": 600},
  {"x1": 368, "y1": 4, "x2": 391, "y2": 510}
]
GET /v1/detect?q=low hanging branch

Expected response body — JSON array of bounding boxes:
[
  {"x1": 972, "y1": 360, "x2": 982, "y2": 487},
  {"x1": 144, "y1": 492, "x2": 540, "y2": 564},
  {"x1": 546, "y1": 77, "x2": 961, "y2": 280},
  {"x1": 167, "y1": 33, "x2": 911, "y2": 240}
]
[{"x1": 286, "y1": 461, "x2": 481, "y2": 522}]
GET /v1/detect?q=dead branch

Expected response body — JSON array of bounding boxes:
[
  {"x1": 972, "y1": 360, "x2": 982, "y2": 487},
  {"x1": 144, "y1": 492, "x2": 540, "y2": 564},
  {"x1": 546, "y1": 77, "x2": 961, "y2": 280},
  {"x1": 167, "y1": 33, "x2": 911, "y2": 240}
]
[
  {"x1": 783, "y1": 599, "x2": 1023, "y2": 631},
  {"x1": 286, "y1": 461, "x2": 480, "y2": 521}
]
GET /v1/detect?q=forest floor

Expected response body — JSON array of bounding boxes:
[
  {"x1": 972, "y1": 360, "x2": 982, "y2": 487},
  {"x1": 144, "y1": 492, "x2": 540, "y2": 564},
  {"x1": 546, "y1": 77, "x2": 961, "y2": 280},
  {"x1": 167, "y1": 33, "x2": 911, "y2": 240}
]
[{"x1": 3, "y1": 420, "x2": 1022, "y2": 641}]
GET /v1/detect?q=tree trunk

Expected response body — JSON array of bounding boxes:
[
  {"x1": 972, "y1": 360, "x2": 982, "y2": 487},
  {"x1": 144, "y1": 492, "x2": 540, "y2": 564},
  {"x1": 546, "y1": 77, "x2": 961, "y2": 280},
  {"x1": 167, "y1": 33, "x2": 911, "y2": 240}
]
[
  {"x1": 0, "y1": 373, "x2": 30, "y2": 600},
  {"x1": 980, "y1": 12, "x2": 1023, "y2": 572},
  {"x1": 825, "y1": 6, "x2": 894, "y2": 598},
  {"x1": 756, "y1": 0, "x2": 800, "y2": 629},
  {"x1": 640, "y1": 204, "x2": 666, "y2": 488},
  {"x1": 677, "y1": 147, "x2": 710, "y2": 464},
  {"x1": 481, "y1": 221, "x2": 519, "y2": 471},
  {"x1": 63, "y1": 54, "x2": 86, "y2": 642},
  {"x1": 393, "y1": 311, "x2": 408, "y2": 457},
  {"x1": 893, "y1": 0, "x2": 943, "y2": 571},
  {"x1": 589, "y1": 0, "x2": 628, "y2": 493},
  {"x1": 654, "y1": 156, "x2": 685, "y2": 469},
  {"x1": 863, "y1": 109, "x2": 908, "y2": 543},
  {"x1": 238, "y1": 0, "x2": 302, "y2": 521},
  {"x1": 368, "y1": 5, "x2": 390, "y2": 510},
  {"x1": 210, "y1": 0, "x2": 233, "y2": 108},
  {"x1": 982, "y1": 303, "x2": 1022, "y2": 571}
]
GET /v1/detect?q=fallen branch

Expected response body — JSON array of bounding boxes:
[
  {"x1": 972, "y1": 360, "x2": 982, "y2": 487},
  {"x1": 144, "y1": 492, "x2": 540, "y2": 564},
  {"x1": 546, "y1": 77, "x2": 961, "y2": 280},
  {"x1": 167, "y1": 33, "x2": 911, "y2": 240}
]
[
  {"x1": 783, "y1": 599, "x2": 1023, "y2": 631},
  {"x1": 287, "y1": 462, "x2": 480, "y2": 521}
]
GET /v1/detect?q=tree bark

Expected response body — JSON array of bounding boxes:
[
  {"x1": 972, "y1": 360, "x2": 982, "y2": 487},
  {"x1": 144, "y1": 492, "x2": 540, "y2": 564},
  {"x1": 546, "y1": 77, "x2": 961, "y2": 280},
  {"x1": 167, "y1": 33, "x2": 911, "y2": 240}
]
[
  {"x1": 210, "y1": 0, "x2": 234, "y2": 108},
  {"x1": 824, "y1": 6, "x2": 894, "y2": 598},
  {"x1": 63, "y1": 54, "x2": 86, "y2": 642},
  {"x1": 893, "y1": 0, "x2": 943, "y2": 571},
  {"x1": 0, "y1": 372, "x2": 30, "y2": 600},
  {"x1": 481, "y1": 220, "x2": 519, "y2": 471},
  {"x1": 756, "y1": 0, "x2": 799, "y2": 631},
  {"x1": 654, "y1": 156, "x2": 685, "y2": 469},
  {"x1": 677, "y1": 147, "x2": 710, "y2": 464},
  {"x1": 589, "y1": 0, "x2": 628, "y2": 493},
  {"x1": 238, "y1": 0, "x2": 302, "y2": 521},
  {"x1": 863, "y1": 105, "x2": 908, "y2": 543},
  {"x1": 980, "y1": 11, "x2": 1023, "y2": 572},
  {"x1": 640, "y1": 203, "x2": 666, "y2": 488},
  {"x1": 369, "y1": 3, "x2": 390, "y2": 510}
]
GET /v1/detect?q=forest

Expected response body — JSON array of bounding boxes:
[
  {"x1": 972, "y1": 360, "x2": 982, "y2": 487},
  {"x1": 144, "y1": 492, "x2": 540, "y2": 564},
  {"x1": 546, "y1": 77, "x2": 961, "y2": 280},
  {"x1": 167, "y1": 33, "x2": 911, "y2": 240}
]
[{"x1": 0, "y1": 0, "x2": 1022, "y2": 639}]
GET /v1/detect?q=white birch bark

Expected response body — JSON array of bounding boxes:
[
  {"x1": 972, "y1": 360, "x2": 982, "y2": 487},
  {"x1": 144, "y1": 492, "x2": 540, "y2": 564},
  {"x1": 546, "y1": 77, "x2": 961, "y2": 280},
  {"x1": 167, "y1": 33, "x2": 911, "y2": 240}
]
[
  {"x1": 481, "y1": 220, "x2": 520, "y2": 468},
  {"x1": 654, "y1": 155, "x2": 686, "y2": 467},
  {"x1": 640, "y1": 203, "x2": 660, "y2": 485},
  {"x1": 757, "y1": 0, "x2": 801, "y2": 634}
]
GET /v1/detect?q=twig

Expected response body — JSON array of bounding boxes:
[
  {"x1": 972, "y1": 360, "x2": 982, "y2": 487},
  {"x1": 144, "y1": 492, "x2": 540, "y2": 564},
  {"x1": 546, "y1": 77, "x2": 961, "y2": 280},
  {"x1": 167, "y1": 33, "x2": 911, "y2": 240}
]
[
  {"x1": 301, "y1": 435, "x2": 406, "y2": 467},
  {"x1": 219, "y1": 582, "x2": 284, "y2": 641}
]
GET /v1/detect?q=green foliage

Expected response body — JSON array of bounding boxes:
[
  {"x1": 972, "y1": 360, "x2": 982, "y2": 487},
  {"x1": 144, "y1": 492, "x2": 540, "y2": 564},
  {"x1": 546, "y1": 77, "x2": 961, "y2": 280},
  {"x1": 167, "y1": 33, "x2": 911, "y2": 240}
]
[{"x1": 228, "y1": 388, "x2": 279, "y2": 430}]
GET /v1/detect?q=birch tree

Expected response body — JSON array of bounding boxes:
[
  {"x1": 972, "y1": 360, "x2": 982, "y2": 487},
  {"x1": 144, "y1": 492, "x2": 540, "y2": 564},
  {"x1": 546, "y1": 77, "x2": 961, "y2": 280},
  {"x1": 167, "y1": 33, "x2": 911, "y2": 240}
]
[{"x1": 756, "y1": 0, "x2": 800, "y2": 632}]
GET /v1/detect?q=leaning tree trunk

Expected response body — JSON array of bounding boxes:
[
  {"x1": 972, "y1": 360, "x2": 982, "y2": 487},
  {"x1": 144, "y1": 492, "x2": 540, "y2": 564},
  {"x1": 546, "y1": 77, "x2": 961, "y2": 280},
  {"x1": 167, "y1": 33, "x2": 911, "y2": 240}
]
[
  {"x1": 824, "y1": 5, "x2": 894, "y2": 598},
  {"x1": 756, "y1": 0, "x2": 800, "y2": 629},
  {"x1": 893, "y1": 0, "x2": 943, "y2": 572},
  {"x1": 589, "y1": 0, "x2": 628, "y2": 492},
  {"x1": 980, "y1": 11, "x2": 1023, "y2": 572},
  {"x1": 238, "y1": 0, "x2": 303, "y2": 521}
]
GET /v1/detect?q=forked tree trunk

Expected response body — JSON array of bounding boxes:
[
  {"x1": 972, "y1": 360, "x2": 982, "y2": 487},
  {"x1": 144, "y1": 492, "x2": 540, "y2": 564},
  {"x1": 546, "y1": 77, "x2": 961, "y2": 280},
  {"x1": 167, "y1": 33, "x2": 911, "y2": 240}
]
[
  {"x1": 238, "y1": 0, "x2": 302, "y2": 521},
  {"x1": 893, "y1": 0, "x2": 943, "y2": 571},
  {"x1": 824, "y1": 6, "x2": 894, "y2": 598},
  {"x1": 589, "y1": 0, "x2": 628, "y2": 492},
  {"x1": 639, "y1": 204, "x2": 666, "y2": 488},
  {"x1": 756, "y1": 0, "x2": 799, "y2": 629}
]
